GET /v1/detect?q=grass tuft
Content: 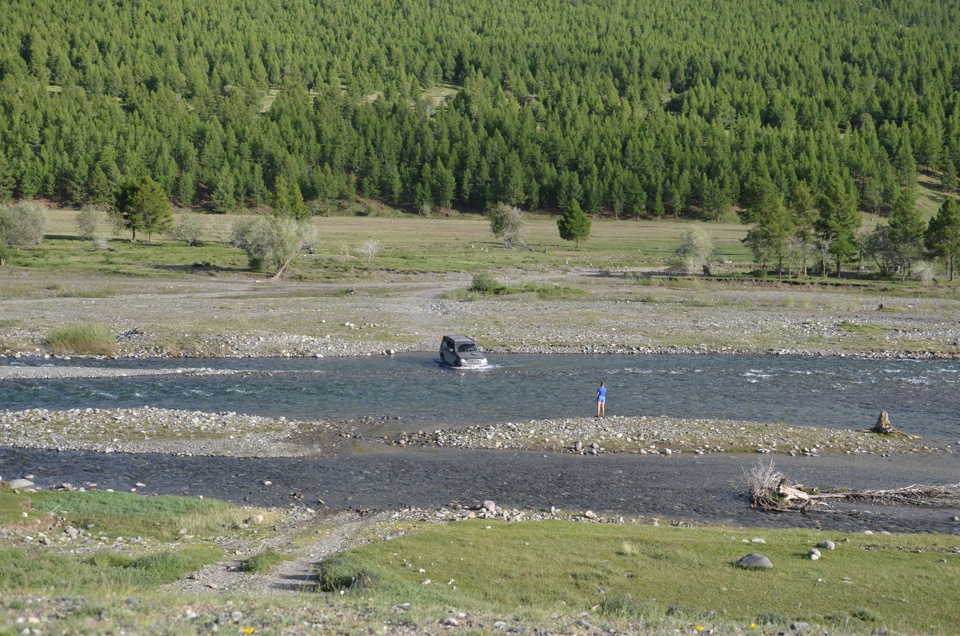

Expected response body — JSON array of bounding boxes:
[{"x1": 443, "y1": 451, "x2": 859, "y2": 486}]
[
  {"x1": 316, "y1": 555, "x2": 379, "y2": 594},
  {"x1": 241, "y1": 548, "x2": 290, "y2": 574},
  {"x1": 44, "y1": 323, "x2": 116, "y2": 355}
]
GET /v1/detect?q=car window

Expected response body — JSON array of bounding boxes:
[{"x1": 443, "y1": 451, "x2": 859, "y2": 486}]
[{"x1": 457, "y1": 343, "x2": 477, "y2": 352}]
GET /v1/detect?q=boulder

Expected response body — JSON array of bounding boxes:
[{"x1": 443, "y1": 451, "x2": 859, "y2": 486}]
[
  {"x1": 735, "y1": 553, "x2": 773, "y2": 569},
  {"x1": 6, "y1": 478, "x2": 35, "y2": 490}
]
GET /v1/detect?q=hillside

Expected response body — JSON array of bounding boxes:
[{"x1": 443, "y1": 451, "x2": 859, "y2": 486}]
[{"x1": 0, "y1": 0, "x2": 958, "y2": 219}]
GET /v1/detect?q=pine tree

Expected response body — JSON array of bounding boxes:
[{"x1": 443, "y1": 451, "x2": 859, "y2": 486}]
[
  {"x1": 925, "y1": 199, "x2": 960, "y2": 281},
  {"x1": 815, "y1": 175, "x2": 861, "y2": 277},
  {"x1": 886, "y1": 187, "x2": 925, "y2": 279},
  {"x1": 557, "y1": 200, "x2": 591, "y2": 248},
  {"x1": 110, "y1": 177, "x2": 173, "y2": 242}
]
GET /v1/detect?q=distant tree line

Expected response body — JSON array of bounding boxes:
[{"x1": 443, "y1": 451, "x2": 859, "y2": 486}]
[{"x1": 0, "y1": 0, "x2": 958, "y2": 232}]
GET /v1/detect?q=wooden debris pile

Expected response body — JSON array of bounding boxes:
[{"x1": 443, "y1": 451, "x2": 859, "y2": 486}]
[{"x1": 745, "y1": 460, "x2": 960, "y2": 513}]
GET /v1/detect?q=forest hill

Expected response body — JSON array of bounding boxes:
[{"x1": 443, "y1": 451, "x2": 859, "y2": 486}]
[{"x1": 1, "y1": 0, "x2": 958, "y2": 221}]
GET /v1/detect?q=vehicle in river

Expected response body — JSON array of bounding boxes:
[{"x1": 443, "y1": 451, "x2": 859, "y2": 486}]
[{"x1": 439, "y1": 334, "x2": 487, "y2": 367}]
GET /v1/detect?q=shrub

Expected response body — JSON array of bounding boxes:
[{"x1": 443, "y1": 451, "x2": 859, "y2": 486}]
[
  {"x1": 75, "y1": 205, "x2": 103, "y2": 240},
  {"x1": 44, "y1": 324, "x2": 116, "y2": 356},
  {"x1": 360, "y1": 238, "x2": 381, "y2": 262},
  {"x1": 231, "y1": 217, "x2": 319, "y2": 275},
  {"x1": 316, "y1": 555, "x2": 377, "y2": 593},
  {"x1": 0, "y1": 201, "x2": 47, "y2": 248},
  {"x1": 168, "y1": 214, "x2": 208, "y2": 246},
  {"x1": 912, "y1": 260, "x2": 937, "y2": 284},
  {"x1": 488, "y1": 202, "x2": 526, "y2": 248},
  {"x1": 469, "y1": 272, "x2": 506, "y2": 294},
  {"x1": 669, "y1": 226, "x2": 718, "y2": 275}
]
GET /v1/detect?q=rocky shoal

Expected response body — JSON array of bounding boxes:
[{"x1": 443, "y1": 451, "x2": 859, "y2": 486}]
[{"x1": 0, "y1": 407, "x2": 955, "y2": 459}]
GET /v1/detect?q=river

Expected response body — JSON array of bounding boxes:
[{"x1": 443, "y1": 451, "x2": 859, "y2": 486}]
[
  {"x1": 2, "y1": 353, "x2": 958, "y2": 438},
  {"x1": 2, "y1": 353, "x2": 958, "y2": 533}
]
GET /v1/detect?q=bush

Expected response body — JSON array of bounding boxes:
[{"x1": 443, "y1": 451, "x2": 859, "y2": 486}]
[
  {"x1": 231, "y1": 216, "x2": 319, "y2": 275},
  {"x1": 241, "y1": 548, "x2": 289, "y2": 574},
  {"x1": 316, "y1": 555, "x2": 377, "y2": 594},
  {"x1": 44, "y1": 324, "x2": 116, "y2": 356},
  {"x1": 75, "y1": 205, "x2": 103, "y2": 240},
  {"x1": 488, "y1": 202, "x2": 526, "y2": 248},
  {"x1": 469, "y1": 272, "x2": 506, "y2": 294},
  {"x1": 669, "y1": 226, "x2": 718, "y2": 275},
  {"x1": 912, "y1": 260, "x2": 937, "y2": 284},
  {"x1": 0, "y1": 201, "x2": 47, "y2": 248},
  {"x1": 168, "y1": 214, "x2": 208, "y2": 246}
]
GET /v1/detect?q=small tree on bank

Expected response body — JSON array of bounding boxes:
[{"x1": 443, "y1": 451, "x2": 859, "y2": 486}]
[
  {"x1": 670, "y1": 226, "x2": 719, "y2": 275},
  {"x1": 75, "y1": 205, "x2": 103, "y2": 240},
  {"x1": 557, "y1": 200, "x2": 591, "y2": 248},
  {"x1": 488, "y1": 202, "x2": 526, "y2": 248},
  {"x1": 110, "y1": 177, "x2": 173, "y2": 242},
  {"x1": 231, "y1": 217, "x2": 318, "y2": 278}
]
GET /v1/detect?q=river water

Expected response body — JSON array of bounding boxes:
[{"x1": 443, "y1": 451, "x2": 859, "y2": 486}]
[
  {"x1": 2, "y1": 354, "x2": 958, "y2": 533},
  {"x1": 2, "y1": 353, "x2": 958, "y2": 438}
]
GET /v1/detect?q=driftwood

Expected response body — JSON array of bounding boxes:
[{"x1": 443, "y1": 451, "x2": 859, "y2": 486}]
[{"x1": 745, "y1": 460, "x2": 960, "y2": 513}]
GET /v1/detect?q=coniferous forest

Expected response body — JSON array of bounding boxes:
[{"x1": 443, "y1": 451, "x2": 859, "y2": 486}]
[{"x1": 1, "y1": 0, "x2": 959, "y2": 220}]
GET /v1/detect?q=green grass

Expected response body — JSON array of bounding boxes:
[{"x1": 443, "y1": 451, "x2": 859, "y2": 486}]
[
  {"x1": 0, "y1": 490, "x2": 270, "y2": 542},
  {"x1": 0, "y1": 544, "x2": 221, "y2": 595},
  {"x1": 323, "y1": 520, "x2": 960, "y2": 634},
  {"x1": 13, "y1": 207, "x2": 960, "y2": 293},
  {"x1": 837, "y1": 321, "x2": 890, "y2": 335},
  {"x1": 241, "y1": 548, "x2": 291, "y2": 574},
  {"x1": 43, "y1": 323, "x2": 116, "y2": 355}
]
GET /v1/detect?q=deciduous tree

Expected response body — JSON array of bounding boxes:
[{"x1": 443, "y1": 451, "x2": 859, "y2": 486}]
[{"x1": 488, "y1": 202, "x2": 526, "y2": 249}]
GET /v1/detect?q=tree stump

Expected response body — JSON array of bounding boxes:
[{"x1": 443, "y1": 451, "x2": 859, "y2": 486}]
[{"x1": 871, "y1": 410, "x2": 895, "y2": 434}]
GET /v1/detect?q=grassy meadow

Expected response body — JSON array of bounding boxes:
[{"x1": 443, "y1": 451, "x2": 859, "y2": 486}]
[
  {"x1": 25, "y1": 205, "x2": 755, "y2": 281},
  {"x1": 331, "y1": 519, "x2": 960, "y2": 635},
  {"x1": 1, "y1": 488, "x2": 958, "y2": 635},
  {"x1": 12, "y1": 176, "x2": 955, "y2": 286}
]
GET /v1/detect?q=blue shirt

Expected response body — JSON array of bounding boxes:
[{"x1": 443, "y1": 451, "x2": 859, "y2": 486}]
[{"x1": 597, "y1": 386, "x2": 606, "y2": 401}]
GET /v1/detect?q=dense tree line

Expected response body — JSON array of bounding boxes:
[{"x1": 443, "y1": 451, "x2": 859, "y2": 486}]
[{"x1": 1, "y1": 0, "x2": 959, "y2": 231}]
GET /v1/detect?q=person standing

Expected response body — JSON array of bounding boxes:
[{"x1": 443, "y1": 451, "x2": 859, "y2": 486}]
[{"x1": 596, "y1": 381, "x2": 606, "y2": 418}]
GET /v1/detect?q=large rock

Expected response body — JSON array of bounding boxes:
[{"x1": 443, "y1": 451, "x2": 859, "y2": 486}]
[
  {"x1": 735, "y1": 553, "x2": 773, "y2": 569},
  {"x1": 5, "y1": 478, "x2": 35, "y2": 490}
]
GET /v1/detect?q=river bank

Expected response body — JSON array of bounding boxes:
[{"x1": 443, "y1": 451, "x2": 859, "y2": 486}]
[{"x1": 1, "y1": 268, "x2": 959, "y2": 361}]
